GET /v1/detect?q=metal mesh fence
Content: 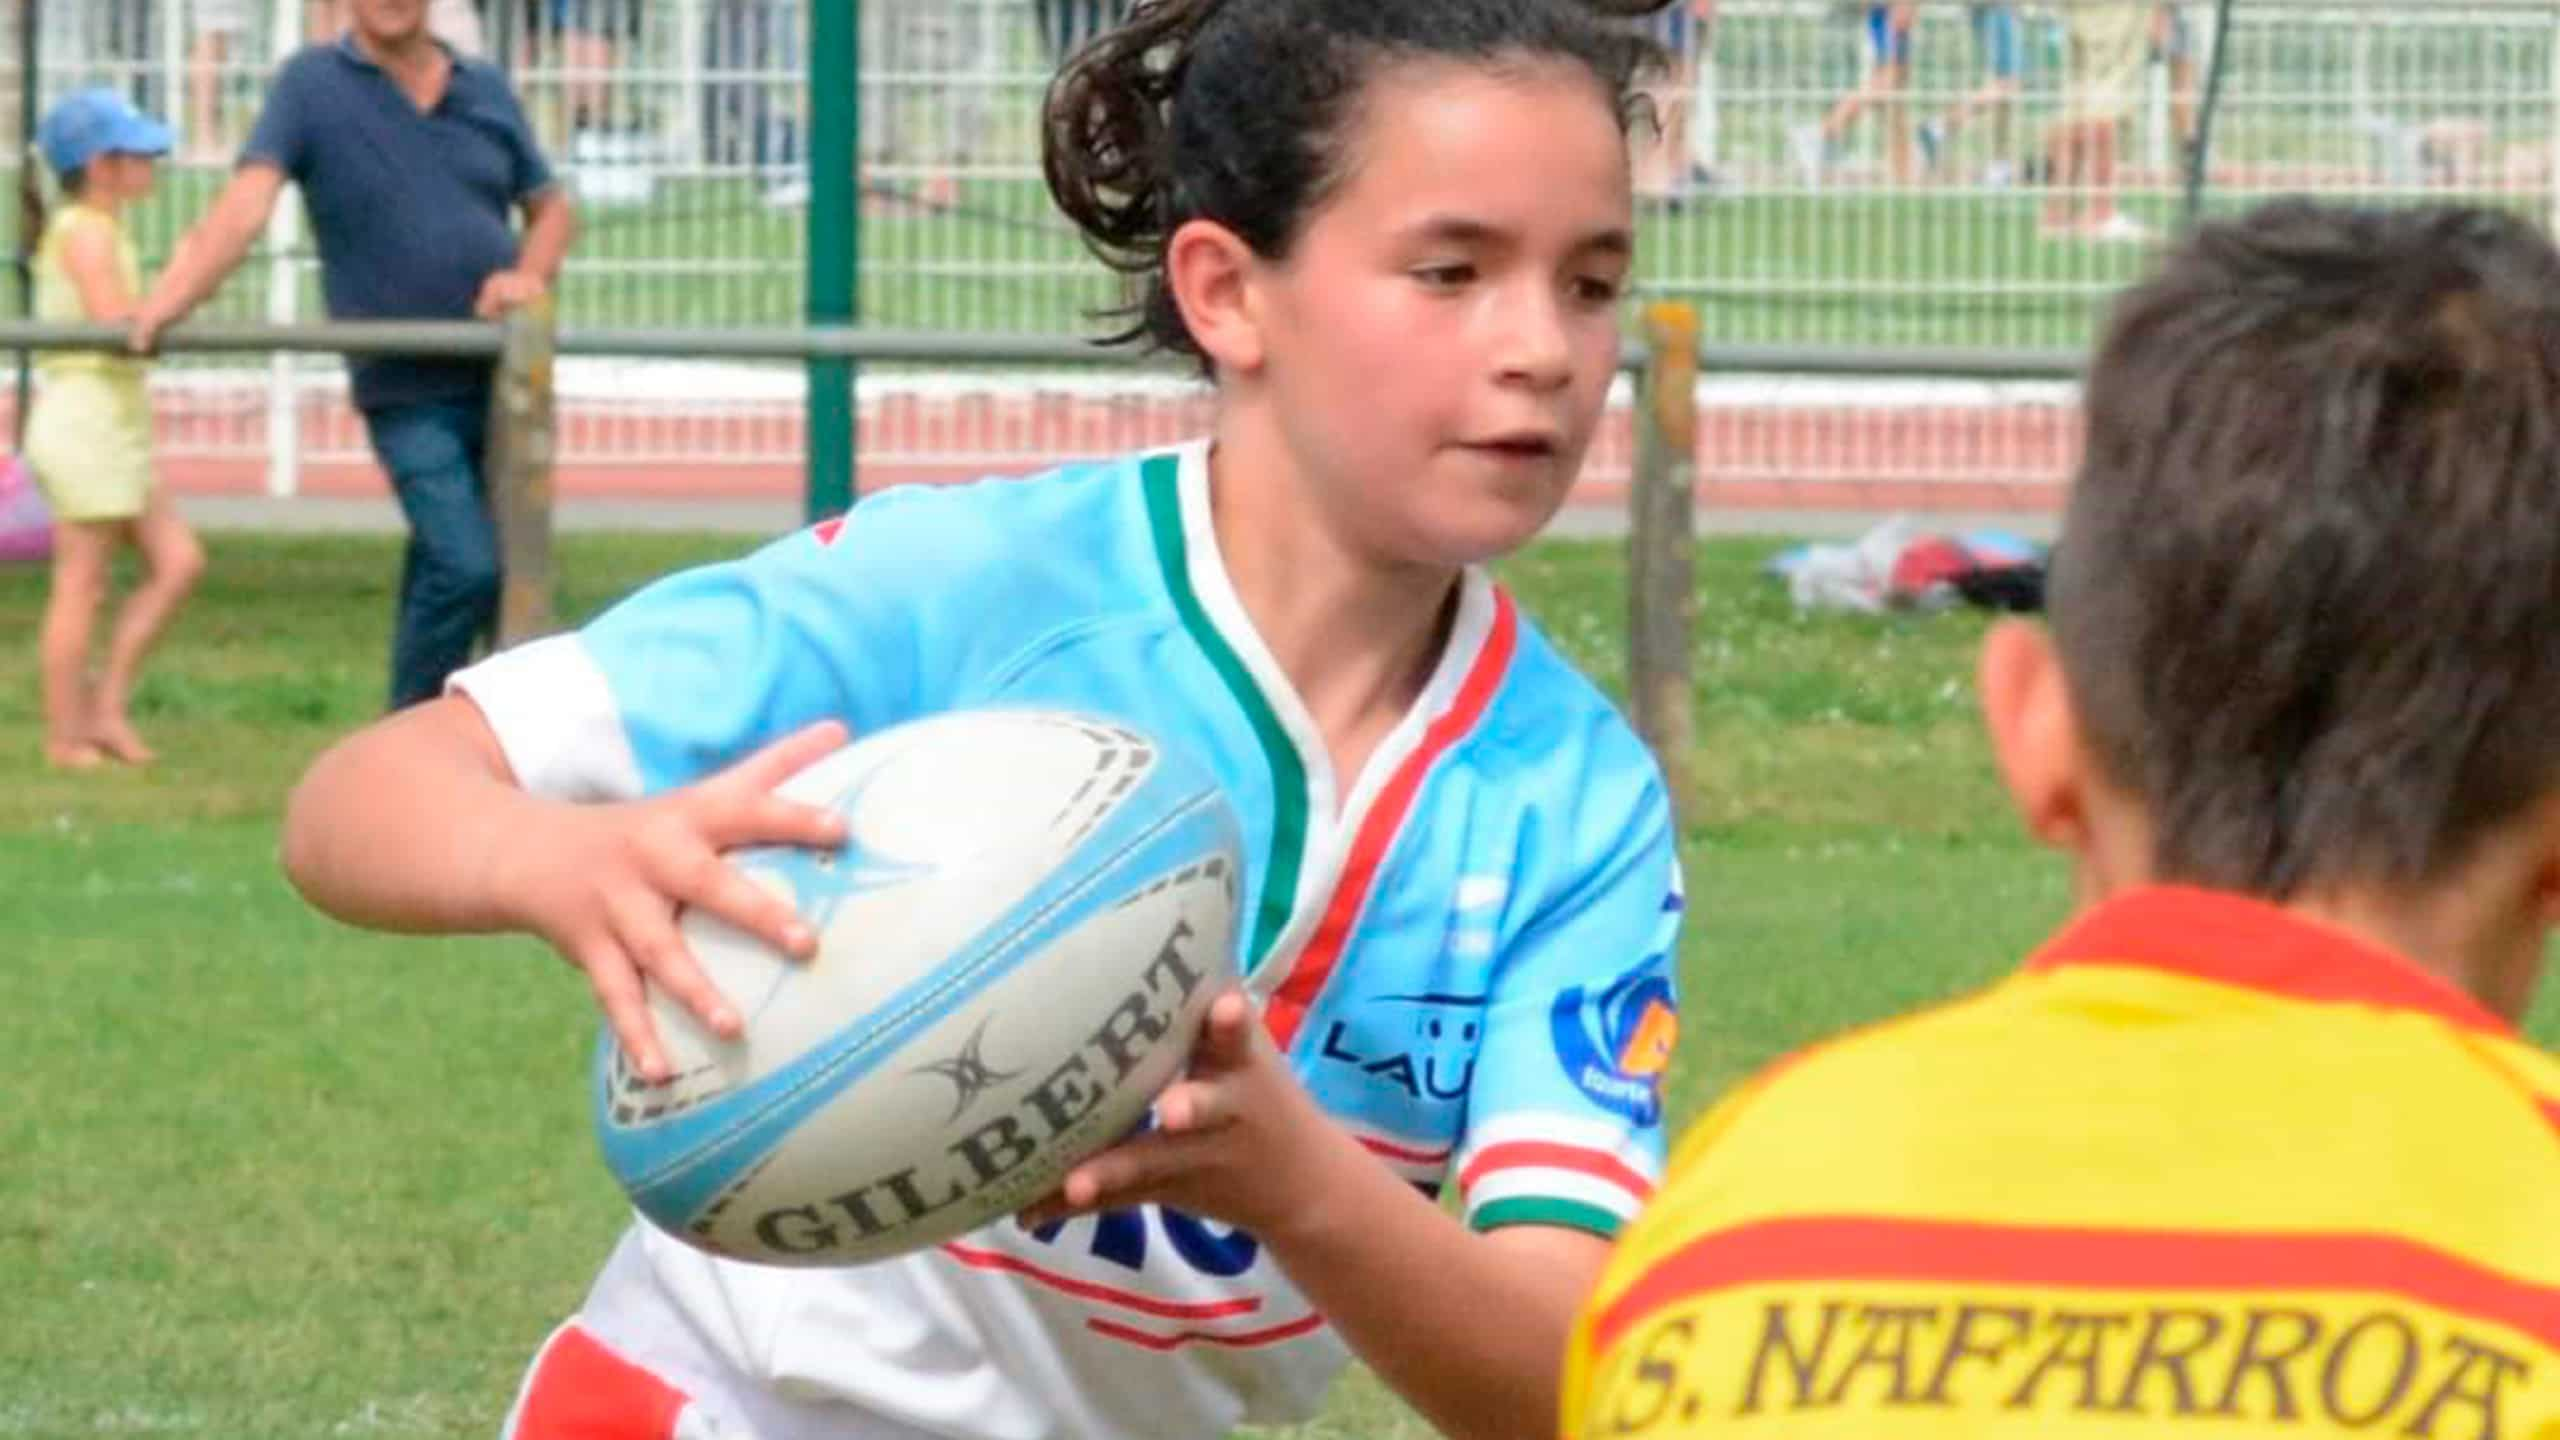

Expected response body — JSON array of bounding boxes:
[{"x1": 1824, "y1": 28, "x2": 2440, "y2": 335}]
[{"x1": 0, "y1": 0, "x2": 2552, "y2": 507}]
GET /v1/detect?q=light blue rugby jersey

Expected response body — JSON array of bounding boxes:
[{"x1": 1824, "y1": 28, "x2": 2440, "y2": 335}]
[{"x1": 458, "y1": 440, "x2": 1683, "y2": 1414}]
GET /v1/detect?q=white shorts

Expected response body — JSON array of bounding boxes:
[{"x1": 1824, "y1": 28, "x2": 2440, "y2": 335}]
[
  {"x1": 2065, "y1": 3, "x2": 2153, "y2": 124},
  {"x1": 502, "y1": 1232, "x2": 949, "y2": 1440}
]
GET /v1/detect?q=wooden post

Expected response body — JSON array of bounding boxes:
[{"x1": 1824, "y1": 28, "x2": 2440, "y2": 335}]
[
  {"x1": 487, "y1": 294, "x2": 558, "y2": 648},
  {"x1": 1629, "y1": 301, "x2": 1699, "y2": 821}
]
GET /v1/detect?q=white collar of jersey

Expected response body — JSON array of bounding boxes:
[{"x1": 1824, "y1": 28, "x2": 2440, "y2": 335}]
[{"x1": 1164, "y1": 438, "x2": 1504, "y2": 982}]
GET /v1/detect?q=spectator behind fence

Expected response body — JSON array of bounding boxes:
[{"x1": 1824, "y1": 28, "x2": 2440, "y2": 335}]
[
  {"x1": 1634, "y1": 1, "x2": 1718, "y2": 203},
  {"x1": 1565, "y1": 198, "x2": 2560, "y2": 1439},
  {"x1": 303, "y1": 0, "x2": 487, "y2": 54},
  {"x1": 538, "y1": 0, "x2": 641, "y2": 176},
  {"x1": 186, "y1": 0, "x2": 254, "y2": 162},
  {"x1": 21, "y1": 88, "x2": 204, "y2": 771},
  {"x1": 703, "y1": 0, "x2": 802, "y2": 205},
  {"x1": 2045, "y1": 0, "x2": 2152, "y2": 241},
  {"x1": 1792, "y1": 3, "x2": 1918, "y2": 187},
  {"x1": 1920, "y1": 3, "x2": 2025, "y2": 187},
  {"x1": 2155, "y1": 2, "x2": 2201, "y2": 164},
  {"x1": 132, "y1": 0, "x2": 575, "y2": 711}
]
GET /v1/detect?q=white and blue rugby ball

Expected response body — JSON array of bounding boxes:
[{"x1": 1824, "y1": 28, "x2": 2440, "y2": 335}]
[{"x1": 595, "y1": 709, "x2": 1242, "y2": 1267}]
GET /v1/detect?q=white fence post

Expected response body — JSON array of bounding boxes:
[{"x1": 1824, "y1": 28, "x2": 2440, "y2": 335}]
[
  {"x1": 161, "y1": 0, "x2": 186, "y2": 136},
  {"x1": 673, "y1": 0, "x2": 705, "y2": 168}
]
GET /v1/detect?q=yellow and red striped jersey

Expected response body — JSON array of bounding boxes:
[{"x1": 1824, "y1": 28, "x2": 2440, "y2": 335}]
[{"x1": 1563, "y1": 886, "x2": 2560, "y2": 1440}]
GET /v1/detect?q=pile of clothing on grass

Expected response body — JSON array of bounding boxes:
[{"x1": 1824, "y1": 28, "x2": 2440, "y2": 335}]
[{"x1": 1767, "y1": 517, "x2": 2049, "y2": 615}]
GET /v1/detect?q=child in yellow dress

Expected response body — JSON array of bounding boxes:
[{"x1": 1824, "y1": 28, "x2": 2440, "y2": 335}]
[{"x1": 26, "y1": 88, "x2": 203, "y2": 768}]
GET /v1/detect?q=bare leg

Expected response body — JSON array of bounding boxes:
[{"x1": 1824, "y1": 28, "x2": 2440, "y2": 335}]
[
  {"x1": 1943, "y1": 77, "x2": 2019, "y2": 142},
  {"x1": 38, "y1": 521, "x2": 114, "y2": 769},
  {"x1": 2086, "y1": 119, "x2": 2122, "y2": 226},
  {"x1": 187, "y1": 30, "x2": 228, "y2": 162},
  {"x1": 2171, "y1": 59, "x2": 2199, "y2": 152},
  {"x1": 1819, "y1": 60, "x2": 1911, "y2": 182},
  {"x1": 1881, "y1": 78, "x2": 1912, "y2": 183},
  {"x1": 2044, "y1": 120, "x2": 2086, "y2": 232},
  {"x1": 565, "y1": 30, "x2": 614, "y2": 133},
  {"x1": 91, "y1": 491, "x2": 204, "y2": 766},
  {"x1": 1822, "y1": 62, "x2": 1898, "y2": 146}
]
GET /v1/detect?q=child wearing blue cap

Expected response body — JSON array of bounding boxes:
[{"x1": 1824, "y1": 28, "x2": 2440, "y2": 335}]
[{"x1": 23, "y1": 87, "x2": 203, "y2": 768}]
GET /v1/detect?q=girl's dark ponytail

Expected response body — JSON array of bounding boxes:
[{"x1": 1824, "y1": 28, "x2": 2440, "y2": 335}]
[{"x1": 1041, "y1": 0, "x2": 1229, "y2": 355}]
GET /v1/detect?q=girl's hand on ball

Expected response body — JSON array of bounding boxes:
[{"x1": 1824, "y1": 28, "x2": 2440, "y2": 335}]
[
  {"x1": 495, "y1": 720, "x2": 851, "y2": 1083},
  {"x1": 1019, "y1": 988, "x2": 1330, "y2": 1236}
]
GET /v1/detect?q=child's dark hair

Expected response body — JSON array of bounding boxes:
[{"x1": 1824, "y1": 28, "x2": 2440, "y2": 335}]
[
  {"x1": 17, "y1": 160, "x2": 89, "y2": 274},
  {"x1": 15, "y1": 162, "x2": 65, "y2": 275},
  {"x1": 1043, "y1": 0, "x2": 1660, "y2": 363},
  {"x1": 2052, "y1": 200, "x2": 2560, "y2": 896}
]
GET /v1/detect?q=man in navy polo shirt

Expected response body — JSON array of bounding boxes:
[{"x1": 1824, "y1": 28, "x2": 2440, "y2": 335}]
[{"x1": 135, "y1": 0, "x2": 575, "y2": 710}]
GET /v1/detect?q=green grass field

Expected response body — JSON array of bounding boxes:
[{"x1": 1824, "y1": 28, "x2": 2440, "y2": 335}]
[{"x1": 3, "y1": 531, "x2": 2555, "y2": 1437}]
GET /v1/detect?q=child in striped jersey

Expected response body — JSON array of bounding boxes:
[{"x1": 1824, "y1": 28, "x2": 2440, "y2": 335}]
[
  {"x1": 1566, "y1": 201, "x2": 2560, "y2": 1439},
  {"x1": 282, "y1": 2, "x2": 1688, "y2": 1436}
]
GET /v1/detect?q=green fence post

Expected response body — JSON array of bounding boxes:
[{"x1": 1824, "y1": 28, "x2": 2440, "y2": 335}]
[
  {"x1": 805, "y1": 0, "x2": 857, "y2": 521},
  {"x1": 2181, "y1": 0, "x2": 2239, "y2": 230}
]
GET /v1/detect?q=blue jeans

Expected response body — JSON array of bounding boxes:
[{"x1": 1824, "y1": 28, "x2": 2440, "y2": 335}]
[{"x1": 364, "y1": 399, "x2": 500, "y2": 711}]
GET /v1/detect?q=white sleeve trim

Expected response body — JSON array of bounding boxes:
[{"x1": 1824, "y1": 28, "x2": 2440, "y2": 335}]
[{"x1": 448, "y1": 635, "x2": 645, "y2": 803}]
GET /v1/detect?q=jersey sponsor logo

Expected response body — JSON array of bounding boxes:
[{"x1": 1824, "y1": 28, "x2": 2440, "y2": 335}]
[
  {"x1": 1316, "y1": 991, "x2": 1483, "y2": 1102},
  {"x1": 1023, "y1": 1203, "x2": 1262, "y2": 1280},
  {"x1": 1550, "y1": 965, "x2": 1678, "y2": 1126},
  {"x1": 1592, "y1": 1294, "x2": 2537, "y2": 1438}
]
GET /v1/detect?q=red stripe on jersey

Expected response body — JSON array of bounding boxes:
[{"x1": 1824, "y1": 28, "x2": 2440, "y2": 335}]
[
  {"x1": 1085, "y1": 1310, "x2": 1329, "y2": 1352},
  {"x1": 1587, "y1": 1215, "x2": 2560, "y2": 1355},
  {"x1": 2026, "y1": 887, "x2": 2514, "y2": 1037},
  {"x1": 1359, "y1": 1133, "x2": 1455, "y2": 1166},
  {"x1": 507, "y1": 1324, "x2": 691, "y2": 1440},
  {"x1": 940, "y1": 1240, "x2": 1264, "y2": 1321},
  {"x1": 1459, "y1": 1140, "x2": 1653, "y2": 1202},
  {"x1": 810, "y1": 515, "x2": 847, "y2": 547},
  {"x1": 1263, "y1": 592, "x2": 1518, "y2": 1050}
]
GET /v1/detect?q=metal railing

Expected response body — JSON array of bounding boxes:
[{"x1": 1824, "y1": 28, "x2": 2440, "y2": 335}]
[{"x1": 0, "y1": 303, "x2": 1760, "y2": 803}]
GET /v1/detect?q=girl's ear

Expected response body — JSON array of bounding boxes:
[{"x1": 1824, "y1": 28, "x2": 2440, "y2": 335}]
[{"x1": 1165, "y1": 217, "x2": 1266, "y2": 375}]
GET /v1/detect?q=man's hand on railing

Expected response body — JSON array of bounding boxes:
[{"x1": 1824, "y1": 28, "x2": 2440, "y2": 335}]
[{"x1": 475, "y1": 270, "x2": 549, "y2": 320}]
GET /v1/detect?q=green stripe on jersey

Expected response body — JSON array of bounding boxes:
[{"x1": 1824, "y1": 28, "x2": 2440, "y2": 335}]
[
  {"x1": 1141, "y1": 453, "x2": 1310, "y2": 974},
  {"x1": 1472, "y1": 1196, "x2": 1626, "y2": 1240}
]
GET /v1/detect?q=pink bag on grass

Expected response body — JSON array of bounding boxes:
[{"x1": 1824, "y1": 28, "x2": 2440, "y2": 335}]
[{"x1": 0, "y1": 454, "x2": 52, "y2": 563}]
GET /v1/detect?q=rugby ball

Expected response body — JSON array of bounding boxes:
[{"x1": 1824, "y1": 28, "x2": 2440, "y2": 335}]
[{"x1": 594, "y1": 709, "x2": 1242, "y2": 1267}]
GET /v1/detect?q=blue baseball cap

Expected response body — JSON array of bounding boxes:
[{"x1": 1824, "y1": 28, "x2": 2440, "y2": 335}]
[{"x1": 37, "y1": 88, "x2": 172, "y2": 178}]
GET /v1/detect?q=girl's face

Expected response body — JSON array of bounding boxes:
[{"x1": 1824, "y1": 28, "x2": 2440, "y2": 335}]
[
  {"x1": 88, "y1": 152, "x2": 159, "y2": 204},
  {"x1": 1251, "y1": 58, "x2": 1634, "y2": 568}
]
